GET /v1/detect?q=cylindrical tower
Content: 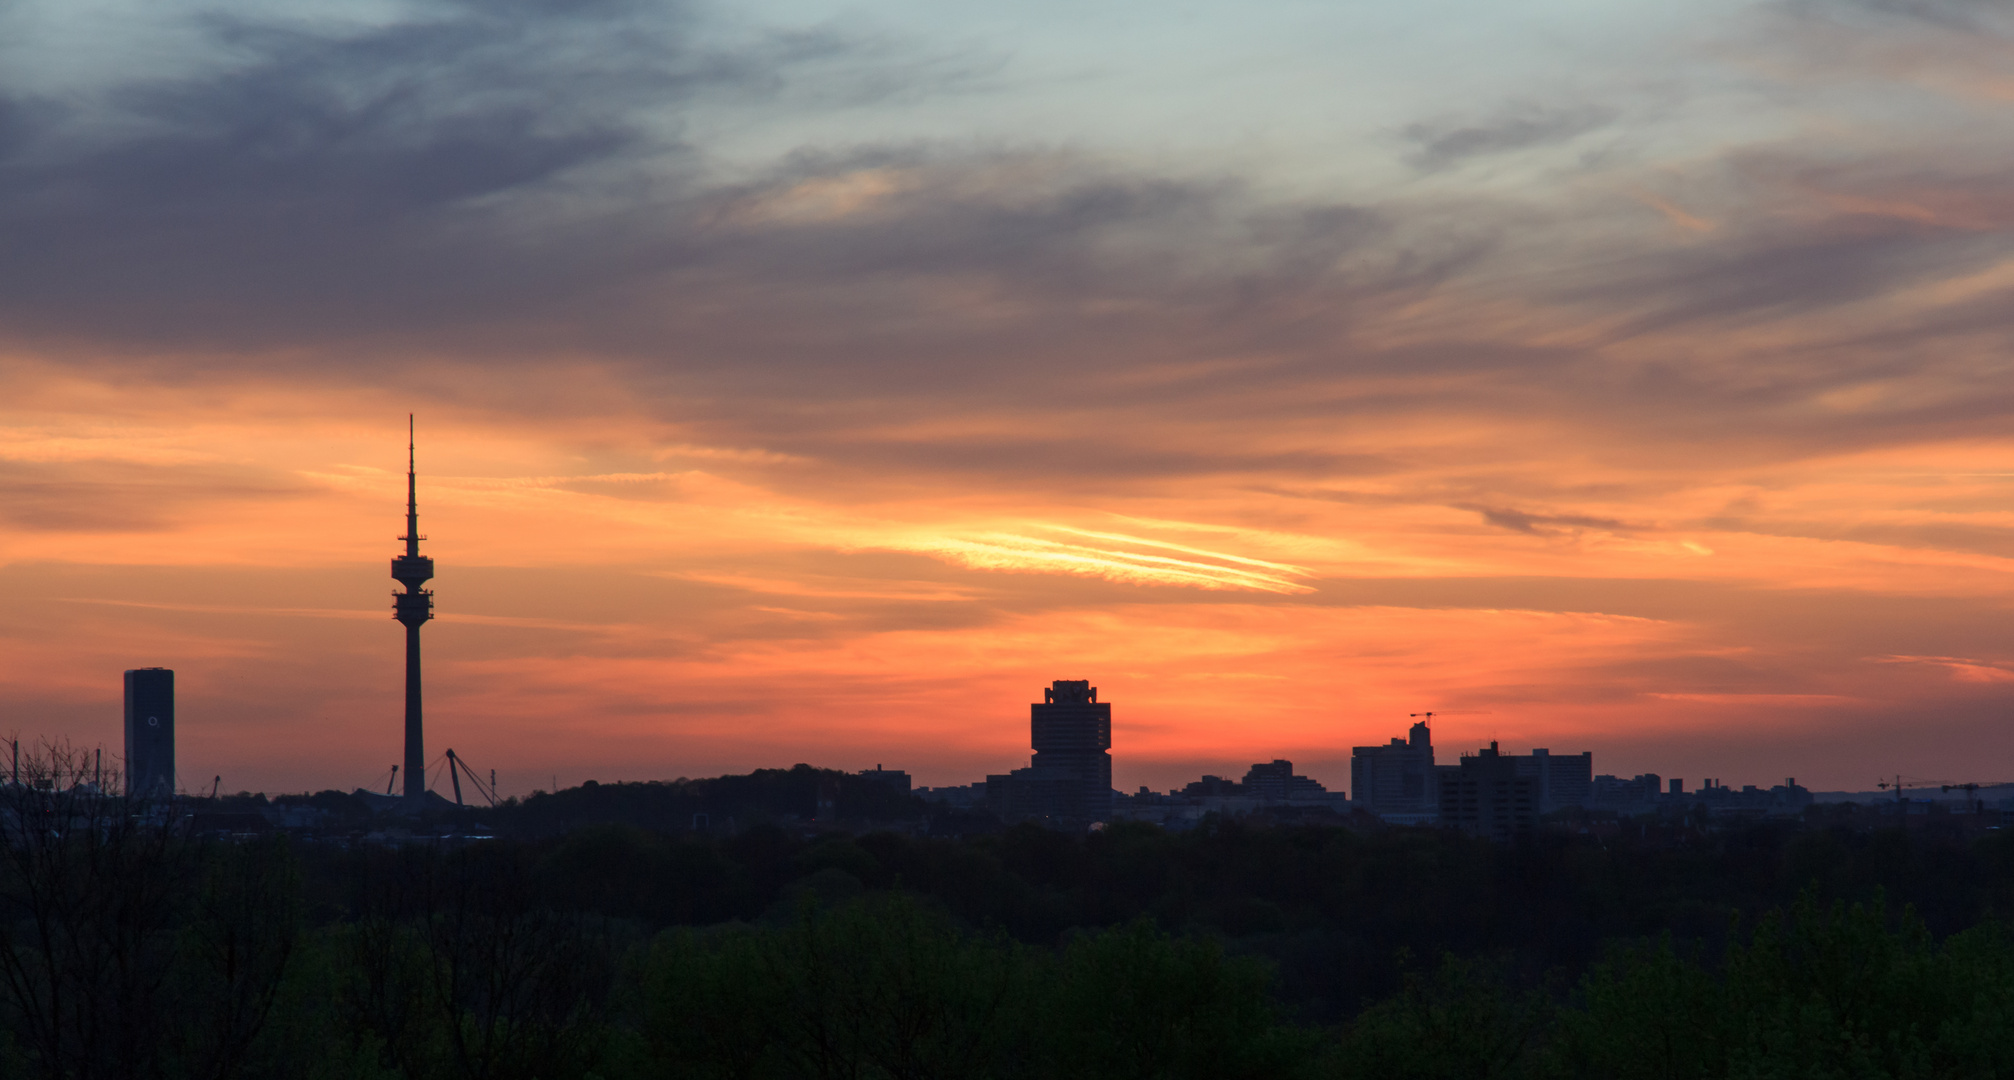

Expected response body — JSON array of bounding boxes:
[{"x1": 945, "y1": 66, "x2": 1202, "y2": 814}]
[{"x1": 391, "y1": 416, "x2": 434, "y2": 804}]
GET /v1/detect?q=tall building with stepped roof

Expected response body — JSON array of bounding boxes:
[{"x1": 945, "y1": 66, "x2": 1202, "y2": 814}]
[{"x1": 987, "y1": 679, "x2": 1114, "y2": 826}]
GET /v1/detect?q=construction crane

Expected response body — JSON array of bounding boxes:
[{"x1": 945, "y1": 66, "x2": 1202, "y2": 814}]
[
  {"x1": 1938, "y1": 781, "x2": 2014, "y2": 816},
  {"x1": 442, "y1": 749, "x2": 500, "y2": 808},
  {"x1": 1877, "y1": 775, "x2": 1949, "y2": 811},
  {"x1": 1943, "y1": 782, "x2": 1983, "y2": 815}
]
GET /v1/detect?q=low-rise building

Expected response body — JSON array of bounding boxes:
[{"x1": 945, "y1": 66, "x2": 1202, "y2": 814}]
[
  {"x1": 916, "y1": 783, "x2": 986, "y2": 809},
  {"x1": 1182, "y1": 775, "x2": 1242, "y2": 797},
  {"x1": 1589, "y1": 773, "x2": 1663, "y2": 812},
  {"x1": 1241, "y1": 759, "x2": 1331, "y2": 801},
  {"x1": 857, "y1": 765, "x2": 912, "y2": 793}
]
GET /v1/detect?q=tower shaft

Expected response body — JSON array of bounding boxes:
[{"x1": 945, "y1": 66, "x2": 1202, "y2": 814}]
[{"x1": 404, "y1": 623, "x2": 423, "y2": 801}]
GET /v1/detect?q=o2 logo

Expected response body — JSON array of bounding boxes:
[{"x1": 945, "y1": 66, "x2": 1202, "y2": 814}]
[{"x1": 147, "y1": 717, "x2": 159, "y2": 727}]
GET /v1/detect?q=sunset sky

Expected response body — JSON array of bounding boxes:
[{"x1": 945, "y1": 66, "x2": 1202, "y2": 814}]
[{"x1": 5, "y1": 0, "x2": 2014, "y2": 797}]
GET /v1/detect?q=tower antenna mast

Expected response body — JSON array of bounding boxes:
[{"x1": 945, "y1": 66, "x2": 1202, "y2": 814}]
[{"x1": 391, "y1": 415, "x2": 436, "y2": 804}]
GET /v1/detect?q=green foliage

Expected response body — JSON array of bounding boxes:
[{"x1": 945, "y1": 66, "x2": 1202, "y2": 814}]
[
  {"x1": 166, "y1": 836, "x2": 304, "y2": 1080},
  {"x1": 0, "y1": 771, "x2": 306, "y2": 1080},
  {"x1": 640, "y1": 894, "x2": 1029, "y2": 1080},
  {"x1": 8, "y1": 792, "x2": 2014, "y2": 1080},
  {"x1": 1040, "y1": 920, "x2": 1314, "y2": 1080},
  {"x1": 638, "y1": 926, "x2": 783, "y2": 1080},
  {"x1": 1550, "y1": 936, "x2": 1724, "y2": 1080},
  {"x1": 1721, "y1": 894, "x2": 1939, "y2": 1079},
  {"x1": 327, "y1": 845, "x2": 617, "y2": 1080},
  {"x1": 1327, "y1": 954, "x2": 1553, "y2": 1080},
  {"x1": 637, "y1": 898, "x2": 1314, "y2": 1080},
  {"x1": 1309, "y1": 889, "x2": 2014, "y2": 1080},
  {"x1": 246, "y1": 930, "x2": 402, "y2": 1080},
  {"x1": 1550, "y1": 894, "x2": 2014, "y2": 1080}
]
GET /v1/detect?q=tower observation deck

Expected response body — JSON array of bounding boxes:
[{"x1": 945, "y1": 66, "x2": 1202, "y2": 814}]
[{"x1": 391, "y1": 416, "x2": 434, "y2": 804}]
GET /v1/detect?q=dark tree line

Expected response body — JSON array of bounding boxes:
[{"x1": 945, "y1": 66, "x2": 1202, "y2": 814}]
[
  {"x1": 489, "y1": 769, "x2": 928, "y2": 837},
  {"x1": 0, "y1": 744, "x2": 296, "y2": 1079},
  {"x1": 6, "y1": 750, "x2": 2014, "y2": 1078}
]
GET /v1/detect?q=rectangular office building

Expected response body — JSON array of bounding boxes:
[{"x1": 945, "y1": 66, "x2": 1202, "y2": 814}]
[
  {"x1": 1351, "y1": 720, "x2": 1437, "y2": 820},
  {"x1": 1439, "y1": 742, "x2": 1537, "y2": 842},
  {"x1": 123, "y1": 667, "x2": 175, "y2": 798},
  {"x1": 1515, "y1": 748, "x2": 1594, "y2": 812}
]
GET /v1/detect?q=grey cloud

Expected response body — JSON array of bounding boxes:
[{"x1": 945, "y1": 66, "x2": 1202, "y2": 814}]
[
  {"x1": 9, "y1": 0, "x2": 2014, "y2": 491},
  {"x1": 796, "y1": 434, "x2": 1381, "y2": 485},
  {"x1": 1701, "y1": 516, "x2": 2014, "y2": 560},
  {"x1": 0, "y1": 2, "x2": 1448, "y2": 431},
  {"x1": 706, "y1": 149, "x2": 1232, "y2": 281},
  {"x1": 1401, "y1": 104, "x2": 1616, "y2": 172},
  {"x1": 0, "y1": 1, "x2": 987, "y2": 349},
  {"x1": 1786, "y1": 0, "x2": 2014, "y2": 34},
  {"x1": 1531, "y1": 149, "x2": 2014, "y2": 450},
  {"x1": 668, "y1": 148, "x2": 1398, "y2": 324},
  {"x1": 0, "y1": 0, "x2": 1466, "y2": 357},
  {"x1": 0, "y1": 460, "x2": 314, "y2": 532},
  {"x1": 1593, "y1": 220, "x2": 1998, "y2": 340},
  {"x1": 0, "y1": 13, "x2": 657, "y2": 342},
  {"x1": 1461, "y1": 505, "x2": 1635, "y2": 536}
]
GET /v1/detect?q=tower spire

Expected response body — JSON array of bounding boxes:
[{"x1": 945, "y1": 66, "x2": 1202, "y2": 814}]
[
  {"x1": 402, "y1": 414, "x2": 421, "y2": 558},
  {"x1": 391, "y1": 416, "x2": 435, "y2": 805}
]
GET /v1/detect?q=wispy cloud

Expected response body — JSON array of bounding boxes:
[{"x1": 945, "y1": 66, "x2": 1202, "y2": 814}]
[
  {"x1": 892, "y1": 528, "x2": 1315, "y2": 593},
  {"x1": 1402, "y1": 104, "x2": 1618, "y2": 172}
]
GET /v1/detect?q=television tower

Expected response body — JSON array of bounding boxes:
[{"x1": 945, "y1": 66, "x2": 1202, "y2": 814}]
[{"x1": 391, "y1": 416, "x2": 434, "y2": 804}]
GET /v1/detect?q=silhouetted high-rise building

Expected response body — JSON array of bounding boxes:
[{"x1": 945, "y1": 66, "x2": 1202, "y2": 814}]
[
  {"x1": 1243, "y1": 759, "x2": 1294, "y2": 799},
  {"x1": 1515, "y1": 748, "x2": 1593, "y2": 812},
  {"x1": 1352, "y1": 720, "x2": 1437, "y2": 819},
  {"x1": 987, "y1": 679, "x2": 1113, "y2": 825},
  {"x1": 1439, "y1": 741, "x2": 1537, "y2": 841},
  {"x1": 390, "y1": 418, "x2": 435, "y2": 804},
  {"x1": 123, "y1": 667, "x2": 175, "y2": 798}
]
